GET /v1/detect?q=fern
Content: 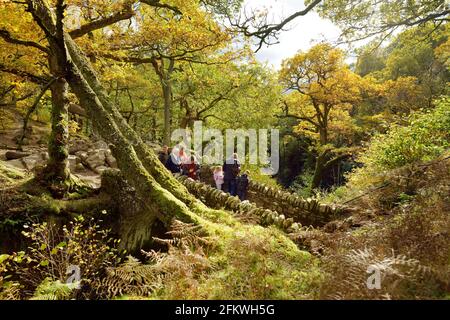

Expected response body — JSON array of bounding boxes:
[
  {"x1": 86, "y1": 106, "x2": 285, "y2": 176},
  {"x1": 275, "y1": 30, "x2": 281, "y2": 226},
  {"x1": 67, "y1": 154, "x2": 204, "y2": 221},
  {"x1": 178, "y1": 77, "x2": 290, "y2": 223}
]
[
  {"x1": 92, "y1": 256, "x2": 159, "y2": 299},
  {"x1": 92, "y1": 220, "x2": 214, "y2": 299},
  {"x1": 322, "y1": 248, "x2": 434, "y2": 299},
  {"x1": 30, "y1": 278, "x2": 78, "y2": 300}
]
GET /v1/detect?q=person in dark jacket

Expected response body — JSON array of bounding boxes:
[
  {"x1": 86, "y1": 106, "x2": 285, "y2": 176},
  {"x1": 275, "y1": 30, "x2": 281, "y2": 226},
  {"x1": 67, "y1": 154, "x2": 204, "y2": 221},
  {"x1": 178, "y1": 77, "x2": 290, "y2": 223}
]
[
  {"x1": 236, "y1": 171, "x2": 250, "y2": 201},
  {"x1": 222, "y1": 153, "x2": 240, "y2": 196},
  {"x1": 158, "y1": 145, "x2": 169, "y2": 165},
  {"x1": 166, "y1": 147, "x2": 181, "y2": 174}
]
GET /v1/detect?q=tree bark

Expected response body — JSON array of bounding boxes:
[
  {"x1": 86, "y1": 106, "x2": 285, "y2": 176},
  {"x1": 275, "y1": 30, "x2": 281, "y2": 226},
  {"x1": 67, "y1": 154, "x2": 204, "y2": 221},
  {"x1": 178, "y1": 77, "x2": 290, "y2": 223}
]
[
  {"x1": 153, "y1": 58, "x2": 174, "y2": 146},
  {"x1": 40, "y1": 53, "x2": 71, "y2": 194},
  {"x1": 311, "y1": 150, "x2": 327, "y2": 191},
  {"x1": 162, "y1": 81, "x2": 172, "y2": 145},
  {"x1": 63, "y1": 35, "x2": 197, "y2": 206},
  {"x1": 311, "y1": 150, "x2": 350, "y2": 191}
]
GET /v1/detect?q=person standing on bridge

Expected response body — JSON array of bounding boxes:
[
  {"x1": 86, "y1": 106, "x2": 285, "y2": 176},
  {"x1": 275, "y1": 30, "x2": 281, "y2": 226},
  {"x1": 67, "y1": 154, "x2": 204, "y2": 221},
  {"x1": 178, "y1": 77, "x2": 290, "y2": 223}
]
[
  {"x1": 166, "y1": 147, "x2": 181, "y2": 174},
  {"x1": 237, "y1": 170, "x2": 250, "y2": 201},
  {"x1": 182, "y1": 155, "x2": 200, "y2": 181},
  {"x1": 158, "y1": 145, "x2": 169, "y2": 165},
  {"x1": 223, "y1": 153, "x2": 240, "y2": 196},
  {"x1": 213, "y1": 166, "x2": 224, "y2": 190}
]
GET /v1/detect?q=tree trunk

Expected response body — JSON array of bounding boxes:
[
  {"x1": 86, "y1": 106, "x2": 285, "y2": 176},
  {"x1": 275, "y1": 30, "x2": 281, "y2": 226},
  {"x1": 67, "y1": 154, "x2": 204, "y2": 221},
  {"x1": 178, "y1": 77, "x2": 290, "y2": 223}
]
[
  {"x1": 162, "y1": 80, "x2": 172, "y2": 145},
  {"x1": 319, "y1": 127, "x2": 328, "y2": 145},
  {"x1": 40, "y1": 54, "x2": 71, "y2": 196},
  {"x1": 311, "y1": 150, "x2": 327, "y2": 191},
  {"x1": 311, "y1": 150, "x2": 350, "y2": 192},
  {"x1": 64, "y1": 35, "x2": 197, "y2": 206},
  {"x1": 179, "y1": 101, "x2": 193, "y2": 129}
]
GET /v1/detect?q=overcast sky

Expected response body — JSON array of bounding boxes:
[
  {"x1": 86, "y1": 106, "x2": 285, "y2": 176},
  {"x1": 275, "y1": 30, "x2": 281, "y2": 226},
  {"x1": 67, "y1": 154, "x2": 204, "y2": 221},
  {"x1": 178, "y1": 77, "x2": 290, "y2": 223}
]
[{"x1": 242, "y1": 0, "x2": 342, "y2": 69}]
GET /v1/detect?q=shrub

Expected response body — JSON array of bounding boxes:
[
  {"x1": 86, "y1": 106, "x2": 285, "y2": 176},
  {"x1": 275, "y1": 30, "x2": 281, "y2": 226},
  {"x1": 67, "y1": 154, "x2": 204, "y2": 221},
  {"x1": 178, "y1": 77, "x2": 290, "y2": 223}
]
[
  {"x1": 30, "y1": 278, "x2": 79, "y2": 300},
  {"x1": 289, "y1": 169, "x2": 314, "y2": 198},
  {"x1": 342, "y1": 97, "x2": 450, "y2": 194},
  {"x1": 319, "y1": 248, "x2": 434, "y2": 300},
  {"x1": 1, "y1": 217, "x2": 120, "y2": 299},
  {"x1": 93, "y1": 220, "x2": 214, "y2": 299},
  {"x1": 241, "y1": 163, "x2": 281, "y2": 188},
  {"x1": 318, "y1": 159, "x2": 450, "y2": 299}
]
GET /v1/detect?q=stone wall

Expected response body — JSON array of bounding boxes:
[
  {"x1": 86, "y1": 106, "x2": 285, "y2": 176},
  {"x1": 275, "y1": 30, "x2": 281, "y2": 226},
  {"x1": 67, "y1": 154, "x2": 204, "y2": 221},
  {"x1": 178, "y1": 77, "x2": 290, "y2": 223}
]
[
  {"x1": 176, "y1": 175, "x2": 302, "y2": 233},
  {"x1": 195, "y1": 166, "x2": 346, "y2": 227}
]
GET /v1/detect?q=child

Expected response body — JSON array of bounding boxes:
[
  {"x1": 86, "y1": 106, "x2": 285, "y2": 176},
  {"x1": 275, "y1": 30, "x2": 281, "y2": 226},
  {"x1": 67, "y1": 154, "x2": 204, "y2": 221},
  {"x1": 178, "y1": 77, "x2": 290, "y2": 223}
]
[
  {"x1": 213, "y1": 166, "x2": 224, "y2": 190},
  {"x1": 182, "y1": 155, "x2": 200, "y2": 180},
  {"x1": 236, "y1": 170, "x2": 250, "y2": 201}
]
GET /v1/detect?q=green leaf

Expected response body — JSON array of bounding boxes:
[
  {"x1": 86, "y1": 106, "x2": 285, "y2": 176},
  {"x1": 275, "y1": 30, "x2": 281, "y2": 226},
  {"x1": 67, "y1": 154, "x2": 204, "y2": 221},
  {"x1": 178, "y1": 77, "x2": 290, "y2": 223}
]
[
  {"x1": 40, "y1": 260, "x2": 49, "y2": 267},
  {"x1": 56, "y1": 241, "x2": 67, "y2": 249},
  {"x1": 40, "y1": 244, "x2": 47, "y2": 251},
  {"x1": 0, "y1": 254, "x2": 10, "y2": 264}
]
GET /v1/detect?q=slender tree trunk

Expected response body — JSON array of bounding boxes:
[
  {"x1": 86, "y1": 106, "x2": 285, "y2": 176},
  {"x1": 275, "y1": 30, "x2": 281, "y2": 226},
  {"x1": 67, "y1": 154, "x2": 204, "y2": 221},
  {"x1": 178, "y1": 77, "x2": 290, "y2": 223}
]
[
  {"x1": 162, "y1": 80, "x2": 172, "y2": 145},
  {"x1": 311, "y1": 150, "x2": 327, "y2": 191},
  {"x1": 41, "y1": 53, "x2": 71, "y2": 194}
]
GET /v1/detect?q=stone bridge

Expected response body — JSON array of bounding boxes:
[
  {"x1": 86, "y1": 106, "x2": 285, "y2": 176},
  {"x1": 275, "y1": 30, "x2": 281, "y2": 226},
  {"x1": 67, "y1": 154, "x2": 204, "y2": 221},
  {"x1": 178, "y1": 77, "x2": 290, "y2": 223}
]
[{"x1": 177, "y1": 166, "x2": 347, "y2": 231}]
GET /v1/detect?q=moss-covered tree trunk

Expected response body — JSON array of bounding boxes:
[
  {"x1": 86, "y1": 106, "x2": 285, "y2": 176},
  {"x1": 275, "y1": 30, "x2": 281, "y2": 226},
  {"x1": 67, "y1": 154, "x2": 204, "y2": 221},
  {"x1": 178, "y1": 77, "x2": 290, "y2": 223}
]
[
  {"x1": 42, "y1": 53, "x2": 70, "y2": 192},
  {"x1": 64, "y1": 35, "x2": 197, "y2": 207}
]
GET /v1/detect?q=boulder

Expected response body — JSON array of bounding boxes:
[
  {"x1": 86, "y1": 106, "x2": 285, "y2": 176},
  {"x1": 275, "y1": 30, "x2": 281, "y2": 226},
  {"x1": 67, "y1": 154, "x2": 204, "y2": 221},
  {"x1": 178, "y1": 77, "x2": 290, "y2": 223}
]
[
  {"x1": 84, "y1": 150, "x2": 106, "y2": 170},
  {"x1": 40, "y1": 151, "x2": 49, "y2": 161},
  {"x1": 5, "y1": 151, "x2": 31, "y2": 160},
  {"x1": 92, "y1": 140, "x2": 108, "y2": 150},
  {"x1": 94, "y1": 165, "x2": 109, "y2": 174},
  {"x1": 69, "y1": 137, "x2": 91, "y2": 154},
  {"x1": 68, "y1": 155, "x2": 79, "y2": 172},
  {"x1": 74, "y1": 163, "x2": 87, "y2": 172},
  {"x1": 74, "y1": 173, "x2": 101, "y2": 189},
  {"x1": 5, "y1": 159, "x2": 26, "y2": 170},
  {"x1": 21, "y1": 153, "x2": 46, "y2": 170},
  {"x1": 105, "y1": 150, "x2": 118, "y2": 168},
  {"x1": 75, "y1": 150, "x2": 88, "y2": 162}
]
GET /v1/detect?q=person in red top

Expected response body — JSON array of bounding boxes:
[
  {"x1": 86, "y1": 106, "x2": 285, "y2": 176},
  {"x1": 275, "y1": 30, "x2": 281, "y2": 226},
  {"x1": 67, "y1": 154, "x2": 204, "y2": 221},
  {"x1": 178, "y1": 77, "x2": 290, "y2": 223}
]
[{"x1": 182, "y1": 155, "x2": 200, "y2": 180}]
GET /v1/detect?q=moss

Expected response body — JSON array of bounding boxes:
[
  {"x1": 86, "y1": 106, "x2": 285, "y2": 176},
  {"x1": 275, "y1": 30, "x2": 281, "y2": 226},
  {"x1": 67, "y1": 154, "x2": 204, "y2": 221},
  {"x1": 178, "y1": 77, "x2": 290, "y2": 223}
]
[
  {"x1": 0, "y1": 161, "x2": 27, "y2": 185},
  {"x1": 148, "y1": 202, "x2": 322, "y2": 299}
]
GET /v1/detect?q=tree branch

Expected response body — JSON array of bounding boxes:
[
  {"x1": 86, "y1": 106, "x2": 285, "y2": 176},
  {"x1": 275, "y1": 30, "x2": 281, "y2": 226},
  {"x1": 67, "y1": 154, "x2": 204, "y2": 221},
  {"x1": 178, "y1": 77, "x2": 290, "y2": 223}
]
[
  {"x1": 0, "y1": 63, "x2": 49, "y2": 84},
  {"x1": 0, "y1": 28, "x2": 49, "y2": 54},
  {"x1": 69, "y1": 0, "x2": 183, "y2": 39},
  {"x1": 324, "y1": 153, "x2": 351, "y2": 169},
  {"x1": 231, "y1": 0, "x2": 321, "y2": 52},
  {"x1": 140, "y1": 0, "x2": 183, "y2": 16},
  {"x1": 69, "y1": 6, "x2": 135, "y2": 39},
  {"x1": 18, "y1": 77, "x2": 57, "y2": 148}
]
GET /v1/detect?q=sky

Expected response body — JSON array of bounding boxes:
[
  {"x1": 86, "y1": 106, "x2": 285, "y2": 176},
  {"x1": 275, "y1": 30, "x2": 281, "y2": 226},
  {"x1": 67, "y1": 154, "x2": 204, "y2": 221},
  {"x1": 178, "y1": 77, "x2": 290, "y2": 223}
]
[{"x1": 241, "y1": 0, "x2": 342, "y2": 69}]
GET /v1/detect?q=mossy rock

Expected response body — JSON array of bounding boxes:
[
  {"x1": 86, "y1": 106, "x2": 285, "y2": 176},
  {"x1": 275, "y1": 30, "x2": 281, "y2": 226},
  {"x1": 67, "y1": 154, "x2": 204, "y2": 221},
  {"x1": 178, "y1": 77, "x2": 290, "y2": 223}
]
[{"x1": 0, "y1": 161, "x2": 27, "y2": 185}]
